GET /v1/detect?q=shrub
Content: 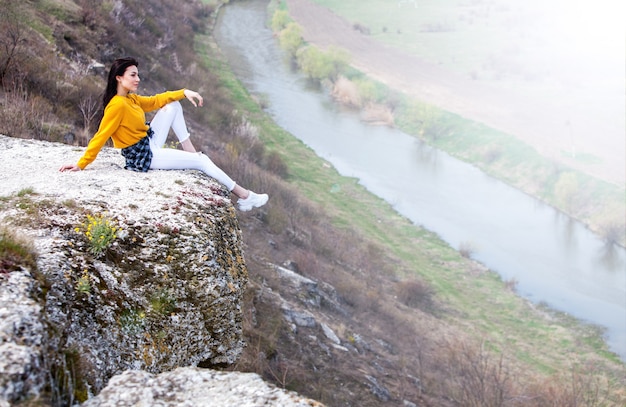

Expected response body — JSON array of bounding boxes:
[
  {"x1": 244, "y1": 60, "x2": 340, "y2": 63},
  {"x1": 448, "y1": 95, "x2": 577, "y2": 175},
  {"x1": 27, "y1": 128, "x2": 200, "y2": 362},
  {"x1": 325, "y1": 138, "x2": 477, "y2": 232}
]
[
  {"x1": 459, "y1": 241, "x2": 475, "y2": 258},
  {"x1": 264, "y1": 151, "x2": 289, "y2": 179},
  {"x1": 360, "y1": 103, "x2": 394, "y2": 126},
  {"x1": 594, "y1": 209, "x2": 626, "y2": 245},
  {"x1": 396, "y1": 279, "x2": 434, "y2": 311},
  {"x1": 76, "y1": 213, "x2": 119, "y2": 256},
  {"x1": 150, "y1": 288, "x2": 177, "y2": 315},
  {"x1": 0, "y1": 87, "x2": 51, "y2": 139},
  {"x1": 440, "y1": 339, "x2": 514, "y2": 407},
  {"x1": 296, "y1": 45, "x2": 349, "y2": 81},
  {"x1": 331, "y1": 75, "x2": 361, "y2": 107},
  {"x1": 352, "y1": 22, "x2": 370, "y2": 35},
  {"x1": 278, "y1": 22, "x2": 303, "y2": 56},
  {"x1": 271, "y1": 9, "x2": 291, "y2": 32},
  {"x1": 353, "y1": 77, "x2": 380, "y2": 104},
  {"x1": 296, "y1": 46, "x2": 330, "y2": 80},
  {"x1": 554, "y1": 171, "x2": 581, "y2": 213},
  {"x1": 0, "y1": 226, "x2": 37, "y2": 273}
]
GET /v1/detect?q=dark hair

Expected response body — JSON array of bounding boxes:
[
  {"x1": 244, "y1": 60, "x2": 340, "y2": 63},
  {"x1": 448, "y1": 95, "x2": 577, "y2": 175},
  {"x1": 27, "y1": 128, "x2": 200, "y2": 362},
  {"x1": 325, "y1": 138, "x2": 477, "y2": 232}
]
[{"x1": 103, "y1": 57, "x2": 139, "y2": 110}]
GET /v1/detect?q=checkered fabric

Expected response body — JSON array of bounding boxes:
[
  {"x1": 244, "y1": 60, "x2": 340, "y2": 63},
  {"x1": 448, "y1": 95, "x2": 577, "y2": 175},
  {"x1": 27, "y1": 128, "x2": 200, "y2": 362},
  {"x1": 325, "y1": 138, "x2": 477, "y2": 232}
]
[{"x1": 120, "y1": 127, "x2": 154, "y2": 172}]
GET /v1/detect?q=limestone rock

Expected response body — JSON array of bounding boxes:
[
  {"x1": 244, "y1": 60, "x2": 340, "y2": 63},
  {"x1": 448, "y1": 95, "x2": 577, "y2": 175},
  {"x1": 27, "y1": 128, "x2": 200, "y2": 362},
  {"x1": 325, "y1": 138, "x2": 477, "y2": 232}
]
[
  {"x1": 0, "y1": 270, "x2": 45, "y2": 404},
  {"x1": 0, "y1": 136, "x2": 247, "y2": 401},
  {"x1": 82, "y1": 367, "x2": 324, "y2": 407}
]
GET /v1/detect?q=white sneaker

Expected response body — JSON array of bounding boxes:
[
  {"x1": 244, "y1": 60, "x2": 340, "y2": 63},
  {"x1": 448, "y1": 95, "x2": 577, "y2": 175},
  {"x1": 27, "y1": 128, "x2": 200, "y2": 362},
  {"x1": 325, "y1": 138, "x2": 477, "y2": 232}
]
[{"x1": 238, "y1": 191, "x2": 269, "y2": 211}]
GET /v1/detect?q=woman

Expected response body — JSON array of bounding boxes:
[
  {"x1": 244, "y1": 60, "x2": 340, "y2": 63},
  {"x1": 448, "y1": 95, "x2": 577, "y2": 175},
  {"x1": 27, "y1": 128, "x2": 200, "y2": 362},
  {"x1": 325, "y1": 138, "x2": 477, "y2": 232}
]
[{"x1": 59, "y1": 57, "x2": 268, "y2": 211}]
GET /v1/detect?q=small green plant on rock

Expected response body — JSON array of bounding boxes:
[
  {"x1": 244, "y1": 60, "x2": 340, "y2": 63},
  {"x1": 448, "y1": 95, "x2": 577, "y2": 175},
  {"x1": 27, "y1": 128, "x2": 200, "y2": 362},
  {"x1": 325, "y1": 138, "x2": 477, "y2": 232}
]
[
  {"x1": 76, "y1": 213, "x2": 118, "y2": 256},
  {"x1": 76, "y1": 269, "x2": 91, "y2": 294},
  {"x1": 119, "y1": 309, "x2": 146, "y2": 335},
  {"x1": 150, "y1": 288, "x2": 177, "y2": 315}
]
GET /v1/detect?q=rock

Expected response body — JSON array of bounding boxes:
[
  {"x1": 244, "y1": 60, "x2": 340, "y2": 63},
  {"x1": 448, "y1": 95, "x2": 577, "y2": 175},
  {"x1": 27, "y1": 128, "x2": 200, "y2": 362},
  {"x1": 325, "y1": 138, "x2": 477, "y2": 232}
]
[
  {"x1": 282, "y1": 304, "x2": 317, "y2": 328},
  {"x1": 82, "y1": 367, "x2": 324, "y2": 407},
  {"x1": 365, "y1": 375, "x2": 391, "y2": 402},
  {"x1": 274, "y1": 264, "x2": 321, "y2": 307},
  {"x1": 0, "y1": 136, "x2": 247, "y2": 401},
  {"x1": 0, "y1": 270, "x2": 45, "y2": 405},
  {"x1": 320, "y1": 323, "x2": 340, "y2": 345}
]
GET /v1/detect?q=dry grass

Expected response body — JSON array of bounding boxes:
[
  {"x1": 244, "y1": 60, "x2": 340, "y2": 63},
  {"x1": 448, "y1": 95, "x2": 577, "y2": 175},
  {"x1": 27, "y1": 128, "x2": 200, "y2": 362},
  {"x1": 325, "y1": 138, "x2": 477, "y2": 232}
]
[
  {"x1": 360, "y1": 103, "x2": 395, "y2": 126},
  {"x1": 331, "y1": 75, "x2": 361, "y2": 107}
]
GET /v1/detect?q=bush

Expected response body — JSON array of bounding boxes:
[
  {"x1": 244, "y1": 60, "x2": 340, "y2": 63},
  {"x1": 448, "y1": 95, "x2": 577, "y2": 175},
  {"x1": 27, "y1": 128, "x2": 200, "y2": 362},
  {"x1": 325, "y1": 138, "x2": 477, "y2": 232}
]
[
  {"x1": 594, "y1": 208, "x2": 626, "y2": 245},
  {"x1": 0, "y1": 226, "x2": 37, "y2": 273},
  {"x1": 331, "y1": 75, "x2": 361, "y2": 107},
  {"x1": 554, "y1": 171, "x2": 581, "y2": 213},
  {"x1": 75, "y1": 213, "x2": 119, "y2": 257},
  {"x1": 396, "y1": 279, "x2": 434, "y2": 311},
  {"x1": 296, "y1": 45, "x2": 349, "y2": 82},
  {"x1": 296, "y1": 46, "x2": 331, "y2": 81},
  {"x1": 264, "y1": 151, "x2": 289, "y2": 179},
  {"x1": 271, "y1": 9, "x2": 291, "y2": 32},
  {"x1": 278, "y1": 22, "x2": 303, "y2": 56}
]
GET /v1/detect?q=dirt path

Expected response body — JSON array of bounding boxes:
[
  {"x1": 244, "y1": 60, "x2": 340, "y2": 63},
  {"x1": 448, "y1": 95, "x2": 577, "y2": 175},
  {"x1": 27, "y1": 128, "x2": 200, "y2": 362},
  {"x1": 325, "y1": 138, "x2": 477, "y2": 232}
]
[{"x1": 285, "y1": 0, "x2": 625, "y2": 185}]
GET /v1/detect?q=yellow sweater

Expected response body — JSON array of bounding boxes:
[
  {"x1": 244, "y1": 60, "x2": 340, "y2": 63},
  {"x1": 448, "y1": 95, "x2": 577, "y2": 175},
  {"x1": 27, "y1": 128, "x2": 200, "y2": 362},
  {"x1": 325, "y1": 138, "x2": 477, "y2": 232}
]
[{"x1": 77, "y1": 89, "x2": 186, "y2": 169}]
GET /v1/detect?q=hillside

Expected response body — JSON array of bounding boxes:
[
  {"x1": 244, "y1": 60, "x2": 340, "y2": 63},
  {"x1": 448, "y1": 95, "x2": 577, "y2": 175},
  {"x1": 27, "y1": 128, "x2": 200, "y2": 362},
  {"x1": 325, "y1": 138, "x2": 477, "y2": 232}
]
[{"x1": 0, "y1": 0, "x2": 625, "y2": 406}]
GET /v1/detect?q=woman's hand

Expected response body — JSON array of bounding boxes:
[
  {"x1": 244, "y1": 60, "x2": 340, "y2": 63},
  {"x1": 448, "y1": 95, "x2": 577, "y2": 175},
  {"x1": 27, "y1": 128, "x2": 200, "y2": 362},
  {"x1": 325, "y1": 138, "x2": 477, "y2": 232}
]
[
  {"x1": 184, "y1": 89, "x2": 203, "y2": 107},
  {"x1": 59, "y1": 164, "x2": 81, "y2": 172}
]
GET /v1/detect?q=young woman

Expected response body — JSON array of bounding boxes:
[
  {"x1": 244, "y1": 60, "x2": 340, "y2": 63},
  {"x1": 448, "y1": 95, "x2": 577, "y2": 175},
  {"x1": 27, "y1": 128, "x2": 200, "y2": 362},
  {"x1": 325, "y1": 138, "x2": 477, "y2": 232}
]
[{"x1": 59, "y1": 57, "x2": 268, "y2": 211}]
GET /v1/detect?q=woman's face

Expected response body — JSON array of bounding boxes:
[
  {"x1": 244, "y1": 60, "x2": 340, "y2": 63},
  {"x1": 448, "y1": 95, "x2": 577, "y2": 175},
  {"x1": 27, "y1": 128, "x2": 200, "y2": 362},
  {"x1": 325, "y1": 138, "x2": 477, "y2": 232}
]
[{"x1": 116, "y1": 65, "x2": 140, "y2": 94}]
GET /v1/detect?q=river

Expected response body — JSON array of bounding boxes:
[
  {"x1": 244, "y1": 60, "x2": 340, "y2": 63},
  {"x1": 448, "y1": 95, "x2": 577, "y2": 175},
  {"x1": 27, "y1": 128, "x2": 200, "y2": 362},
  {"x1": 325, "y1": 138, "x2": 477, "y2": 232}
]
[{"x1": 214, "y1": 0, "x2": 626, "y2": 361}]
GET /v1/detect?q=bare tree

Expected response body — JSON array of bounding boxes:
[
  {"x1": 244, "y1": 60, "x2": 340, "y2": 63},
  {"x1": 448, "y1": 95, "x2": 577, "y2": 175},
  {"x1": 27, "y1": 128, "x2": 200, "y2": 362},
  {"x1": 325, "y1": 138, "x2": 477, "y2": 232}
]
[
  {"x1": 78, "y1": 95, "x2": 99, "y2": 138},
  {"x1": 0, "y1": 0, "x2": 27, "y2": 88}
]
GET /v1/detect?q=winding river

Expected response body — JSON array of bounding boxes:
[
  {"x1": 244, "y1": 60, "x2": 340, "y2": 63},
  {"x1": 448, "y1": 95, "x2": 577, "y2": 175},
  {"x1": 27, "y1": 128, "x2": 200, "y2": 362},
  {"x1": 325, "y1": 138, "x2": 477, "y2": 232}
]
[{"x1": 215, "y1": 0, "x2": 626, "y2": 361}]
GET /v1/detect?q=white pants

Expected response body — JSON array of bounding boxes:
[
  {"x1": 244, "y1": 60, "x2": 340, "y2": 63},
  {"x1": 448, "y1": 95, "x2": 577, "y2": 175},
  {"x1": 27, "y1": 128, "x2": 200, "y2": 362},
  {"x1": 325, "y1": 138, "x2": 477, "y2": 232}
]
[{"x1": 148, "y1": 101, "x2": 236, "y2": 191}]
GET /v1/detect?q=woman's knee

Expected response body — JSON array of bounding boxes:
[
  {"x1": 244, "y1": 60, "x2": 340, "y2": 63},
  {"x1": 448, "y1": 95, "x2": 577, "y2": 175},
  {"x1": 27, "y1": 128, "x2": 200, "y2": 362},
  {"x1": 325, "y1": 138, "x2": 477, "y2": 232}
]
[{"x1": 162, "y1": 100, "x2": 183, "y2": 113}]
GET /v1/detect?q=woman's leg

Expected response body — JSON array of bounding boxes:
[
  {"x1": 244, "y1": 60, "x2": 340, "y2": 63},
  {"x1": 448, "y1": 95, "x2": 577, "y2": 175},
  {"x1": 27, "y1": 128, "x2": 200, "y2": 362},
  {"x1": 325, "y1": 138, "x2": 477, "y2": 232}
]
[
  {"x1": 150, "y1": 148, "x2": 237, "y2": 192},
  {"x1": 149, "y1": 101, "x2": 191, "y2": 148},
  {"x1": 148, "y1": 101, "x2": 268, "y2": 210}
]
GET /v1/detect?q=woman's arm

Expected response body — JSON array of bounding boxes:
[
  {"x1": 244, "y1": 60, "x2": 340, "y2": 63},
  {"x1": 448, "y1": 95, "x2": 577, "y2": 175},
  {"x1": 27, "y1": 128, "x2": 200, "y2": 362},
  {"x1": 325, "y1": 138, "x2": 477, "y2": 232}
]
[
  {"x1": 59, "y1": 163, "x2": 81, "y2": 172},
  {"x1": 181, "y1": 90, "x2": 203, "y2": 153},
  {"x1": 59, "y1": 100, "x2": 124, "y2": 171}
]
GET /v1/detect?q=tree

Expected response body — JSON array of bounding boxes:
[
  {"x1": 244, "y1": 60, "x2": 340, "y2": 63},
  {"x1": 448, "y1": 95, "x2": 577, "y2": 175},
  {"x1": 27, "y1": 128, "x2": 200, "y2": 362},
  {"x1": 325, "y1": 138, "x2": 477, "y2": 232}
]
[
  {"x1": 278, "y1": 22, "x2": 303, "y2": 57},
  {"x1": 78, "y1": 95, "x2": 100, "y2": 138},
  {"x1": 0, "y1": 0, "x2": 28, "y2": 88}
]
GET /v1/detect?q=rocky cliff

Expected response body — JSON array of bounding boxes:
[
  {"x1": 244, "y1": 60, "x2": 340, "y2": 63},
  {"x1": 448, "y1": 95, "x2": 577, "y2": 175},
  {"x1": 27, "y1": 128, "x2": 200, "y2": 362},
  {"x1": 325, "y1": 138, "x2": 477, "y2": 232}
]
[{"x1": 0, "y1": 135, "x2": 320, "y2": 406}]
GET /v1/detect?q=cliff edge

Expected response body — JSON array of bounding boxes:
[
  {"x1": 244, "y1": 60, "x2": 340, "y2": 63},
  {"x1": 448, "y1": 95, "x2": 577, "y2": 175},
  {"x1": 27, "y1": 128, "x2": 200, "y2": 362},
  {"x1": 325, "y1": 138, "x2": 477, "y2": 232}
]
[{"x1": 0, "y1": 135, "x2": 320, "y2": 406}]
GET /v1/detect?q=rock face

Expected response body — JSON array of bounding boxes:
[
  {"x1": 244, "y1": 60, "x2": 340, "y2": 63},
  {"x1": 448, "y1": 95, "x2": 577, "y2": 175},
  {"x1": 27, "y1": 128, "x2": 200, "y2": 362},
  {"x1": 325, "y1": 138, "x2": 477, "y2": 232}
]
[
  {"x1": 0, "y1": 136, "x2": 251, "y2": 404},
  {"x1": 0, "y1": 270, "x2": 46, "y2": 404}
]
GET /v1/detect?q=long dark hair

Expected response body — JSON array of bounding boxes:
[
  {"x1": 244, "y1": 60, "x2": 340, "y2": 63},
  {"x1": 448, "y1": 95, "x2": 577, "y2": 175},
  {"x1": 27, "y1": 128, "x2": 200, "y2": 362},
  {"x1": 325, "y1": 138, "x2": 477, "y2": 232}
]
[{"x1": 102, "y1": 57, "x2": 139, "y2": 110}]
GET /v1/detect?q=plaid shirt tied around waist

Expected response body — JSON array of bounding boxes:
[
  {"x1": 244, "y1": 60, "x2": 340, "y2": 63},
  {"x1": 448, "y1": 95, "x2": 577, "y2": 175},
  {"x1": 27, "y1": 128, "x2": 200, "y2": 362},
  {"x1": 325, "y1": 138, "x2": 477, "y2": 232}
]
[{"x1": 120, "y1": 127, "x2": 154, "y2": 172}]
